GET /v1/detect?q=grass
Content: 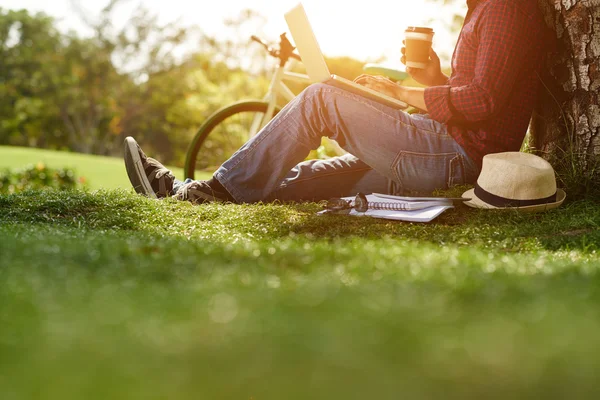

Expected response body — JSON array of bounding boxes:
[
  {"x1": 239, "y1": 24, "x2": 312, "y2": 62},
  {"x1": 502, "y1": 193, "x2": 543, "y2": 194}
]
[
  {"x1": 0, "y1": 145, "x2": 204, "y2": 190},
  {"x1": 2, "y1": 186, "x2": 600, "y2": 399}
]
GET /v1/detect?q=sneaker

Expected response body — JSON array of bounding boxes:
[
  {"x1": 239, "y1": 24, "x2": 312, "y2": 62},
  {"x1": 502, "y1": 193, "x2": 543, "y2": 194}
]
[
  {"x1": 174, "y1": 181, "x2": 231, "y2": 204},
  {"x1": 123, "y1": 136, "x2": 175, "y2": 198}
]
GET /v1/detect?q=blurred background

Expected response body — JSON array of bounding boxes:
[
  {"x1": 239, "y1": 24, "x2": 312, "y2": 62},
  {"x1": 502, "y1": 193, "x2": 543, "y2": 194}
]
[{"x1": 0, "y1": 0, "x2": 465, "y2": 169}]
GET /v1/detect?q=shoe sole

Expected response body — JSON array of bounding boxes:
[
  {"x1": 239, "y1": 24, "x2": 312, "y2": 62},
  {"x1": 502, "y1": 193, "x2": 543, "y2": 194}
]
[{"x1": 124, "y1": 137, "x2": 157, "y2": 199}]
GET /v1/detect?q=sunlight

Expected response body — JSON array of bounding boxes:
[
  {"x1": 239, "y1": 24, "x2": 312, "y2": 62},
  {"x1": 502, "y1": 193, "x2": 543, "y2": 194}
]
[
  {"x1": 183, "y1": 0, "x2": 464, "y2": 66},
  {"x1": 0, "y1": 0, "x2": 463, "y2": 65},
  {"x1": 196, "y1": 0, "x2": 464, "y2": 65},
  {"x1": 298, "y1": 0, "x2": 455, "y2": 63}
]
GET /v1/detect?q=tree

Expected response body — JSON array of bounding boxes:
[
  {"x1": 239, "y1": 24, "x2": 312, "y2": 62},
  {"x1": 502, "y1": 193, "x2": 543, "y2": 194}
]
[
  {"x1": 0, "y1": 7, "x2": 128, "y2": 155},
  {"x1": 55, "y1": 34, "x2": 125, "y2": 155},
  {"x1": 530, "y1": 0, "x2": 600, "y2": 194},
  {"x1": 66, "y1": 0, "x2": 191, "y2": 157},
  {"x1": 429, "y1": 0, "x2": 600, "y2": 194},
  {"x1": 0, "y1": 2, "x2": 372, "y2": 166},
  {"x1": 0, "y1": 9, "x2": 65, "y2": 148},
  {"x1": 110, "y1": 7, "x2": 271, "y2": 164}
]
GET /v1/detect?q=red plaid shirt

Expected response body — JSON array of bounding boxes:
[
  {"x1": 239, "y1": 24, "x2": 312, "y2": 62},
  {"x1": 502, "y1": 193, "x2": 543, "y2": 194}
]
[{"x1": 424, "y1": 0, "x2": 547, "y2": 168}]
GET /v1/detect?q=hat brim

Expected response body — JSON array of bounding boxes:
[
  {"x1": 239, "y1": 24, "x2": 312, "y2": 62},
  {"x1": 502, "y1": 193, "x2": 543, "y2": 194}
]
[{"x1": 461, "y1": 188, "x2": 566, "y2": 213}]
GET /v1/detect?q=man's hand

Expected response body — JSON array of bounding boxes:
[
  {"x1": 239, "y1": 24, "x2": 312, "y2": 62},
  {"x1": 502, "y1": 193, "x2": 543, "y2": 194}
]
[
  {"x1": 354, "y1": 75, "x2": 402, "y2": 99},
  {"x1": 354, "y1": 74, "x2": 429, "y2": 112},
  {"x1": 401, "y1": 44, "x2": 448, "y2": 87}
]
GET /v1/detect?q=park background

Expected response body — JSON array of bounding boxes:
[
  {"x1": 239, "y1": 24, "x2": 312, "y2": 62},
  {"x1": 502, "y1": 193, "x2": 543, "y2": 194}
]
[
  {"x1": 2, "y1": 1, "x2": 600, "y2": 399},
  {"x1": 0, "y1": 0, "x2": 465, "y2": 182}
]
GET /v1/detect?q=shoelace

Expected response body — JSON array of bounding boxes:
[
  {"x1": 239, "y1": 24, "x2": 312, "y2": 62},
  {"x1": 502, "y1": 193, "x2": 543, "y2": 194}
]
[
  {"x1": 177, "y1": 183, "x2": 192, "y2": 201},
  {"x1": 177, "y1": 182, "x2": 222, "y2": 202},
  {"x1": 148, "y1": 167, "x2": 172, "y2": 197}
]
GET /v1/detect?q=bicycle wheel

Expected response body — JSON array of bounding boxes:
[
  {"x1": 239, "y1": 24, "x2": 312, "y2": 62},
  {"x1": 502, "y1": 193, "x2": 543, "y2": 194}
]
[{"x1": 184, "y1": 101, "x2": 279, "y2": 180}]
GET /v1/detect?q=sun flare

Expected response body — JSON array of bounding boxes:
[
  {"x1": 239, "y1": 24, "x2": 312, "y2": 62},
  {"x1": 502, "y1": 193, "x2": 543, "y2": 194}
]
[{"x1": 1, "y1": 0, "x2": 463, "y2": 65}]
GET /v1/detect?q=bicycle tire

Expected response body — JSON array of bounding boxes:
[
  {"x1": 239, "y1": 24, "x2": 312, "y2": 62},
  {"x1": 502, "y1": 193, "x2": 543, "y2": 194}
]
[{"x1": 184, "y1": 100, "x2": 279, "y2": 180}]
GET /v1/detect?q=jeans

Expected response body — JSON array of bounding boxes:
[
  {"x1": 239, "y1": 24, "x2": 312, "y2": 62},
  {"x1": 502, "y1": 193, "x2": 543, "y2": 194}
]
[{"x1": 175, "y1": 83, "x2": 479, "y2": 203}]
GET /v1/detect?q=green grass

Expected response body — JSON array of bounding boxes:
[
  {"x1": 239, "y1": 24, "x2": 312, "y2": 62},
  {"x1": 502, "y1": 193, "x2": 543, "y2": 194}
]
[
  {"x1": 2, "y1": 187, "x2": 600, "y2": 399},
  {"x1": 0, "y1": 145, "x2": 197, "y2": 190}
]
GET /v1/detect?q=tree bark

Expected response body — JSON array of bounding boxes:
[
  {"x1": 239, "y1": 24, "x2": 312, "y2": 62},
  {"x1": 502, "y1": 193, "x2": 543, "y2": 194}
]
[{"x1": 531, "y1": 0, "x2": 600, "y2": 171}]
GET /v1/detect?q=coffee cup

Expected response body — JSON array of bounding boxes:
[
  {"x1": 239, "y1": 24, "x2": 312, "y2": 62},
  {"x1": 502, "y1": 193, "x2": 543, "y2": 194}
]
[{"x1": 404, "y1": 27, "x2": 434, "y2": 69}]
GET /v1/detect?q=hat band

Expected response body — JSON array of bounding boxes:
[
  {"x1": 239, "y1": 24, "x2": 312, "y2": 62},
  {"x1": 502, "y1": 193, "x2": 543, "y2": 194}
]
[{"x1": 475, "y1": 183, "x2": 557, "y2": 208}]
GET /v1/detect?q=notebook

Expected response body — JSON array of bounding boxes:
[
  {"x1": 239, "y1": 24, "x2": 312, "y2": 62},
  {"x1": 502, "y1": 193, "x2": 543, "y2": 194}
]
[
  {"x1": 284, "y1": 3, "x2": 410, "y2": 110},
  {"x1": 317, "y1": 194, "x2": 455, "y2": 223}
]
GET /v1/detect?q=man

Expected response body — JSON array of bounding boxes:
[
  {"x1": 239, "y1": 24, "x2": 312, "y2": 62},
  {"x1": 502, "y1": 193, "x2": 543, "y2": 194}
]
[{"x1": 125, "y1": 0, "x2": 547, "y2": 204}]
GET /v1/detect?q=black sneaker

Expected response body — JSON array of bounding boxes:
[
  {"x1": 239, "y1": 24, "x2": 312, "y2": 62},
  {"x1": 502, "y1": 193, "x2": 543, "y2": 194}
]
[
  {"x1": 123, "y1": 136, "x2": 175, "y2": 198},
  {"x1": 174, "y1": 181, "x2": 231, "y2": 204}
]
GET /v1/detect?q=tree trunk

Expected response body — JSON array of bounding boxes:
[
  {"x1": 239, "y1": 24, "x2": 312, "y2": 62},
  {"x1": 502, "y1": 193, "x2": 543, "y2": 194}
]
[{"x1": 531, "y1": 0, "x2": 600, "y2": 176}]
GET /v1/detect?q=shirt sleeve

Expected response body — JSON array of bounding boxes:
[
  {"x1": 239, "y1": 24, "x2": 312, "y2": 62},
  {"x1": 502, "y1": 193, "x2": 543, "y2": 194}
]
[{"x1": 425, "y1": 1, "x2": 537, "y2": 124}]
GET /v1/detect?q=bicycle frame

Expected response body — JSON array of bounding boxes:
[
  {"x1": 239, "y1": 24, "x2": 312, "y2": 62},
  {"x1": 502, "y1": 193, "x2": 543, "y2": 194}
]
[
  {"x1": 249, "y1": 63, "x2": 312, "y2": 137},
  {"x1": 185, "y1": 33, "x2": 407, "y2": 179}
]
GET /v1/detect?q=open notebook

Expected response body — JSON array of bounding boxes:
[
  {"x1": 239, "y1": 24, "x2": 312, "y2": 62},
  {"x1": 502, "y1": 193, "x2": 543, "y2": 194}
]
[{"x1": 318, "y1": 193, "x2": 457, "y2": 223}]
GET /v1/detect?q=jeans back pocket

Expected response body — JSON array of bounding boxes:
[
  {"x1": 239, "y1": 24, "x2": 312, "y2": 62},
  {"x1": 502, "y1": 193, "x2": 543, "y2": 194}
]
[{"x1": 392, "y1": 151, "x2": 467, "y2": 195}]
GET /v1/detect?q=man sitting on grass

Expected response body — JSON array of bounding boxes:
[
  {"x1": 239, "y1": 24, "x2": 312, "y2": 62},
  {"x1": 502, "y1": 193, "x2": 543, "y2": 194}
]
[{"x1": 124, "y1": 0, "x2": 547, "y2": 204}]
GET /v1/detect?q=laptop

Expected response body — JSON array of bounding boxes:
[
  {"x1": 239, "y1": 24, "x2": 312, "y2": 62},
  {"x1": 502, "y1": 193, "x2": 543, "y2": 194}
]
[{"x1": 284, "y1": 3, "x2": 409, "y2": 109}]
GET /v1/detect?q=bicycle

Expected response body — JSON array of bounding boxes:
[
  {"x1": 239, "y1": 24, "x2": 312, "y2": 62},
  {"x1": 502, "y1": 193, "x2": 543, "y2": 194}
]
[{"x1": 184, "y1": 33, "x2": 408, "y2": 180}]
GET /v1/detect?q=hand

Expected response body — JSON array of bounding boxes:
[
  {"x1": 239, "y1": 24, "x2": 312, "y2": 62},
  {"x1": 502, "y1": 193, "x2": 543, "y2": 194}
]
[
  {"x1": 401, "y1": 43, "x2": 447, "y2": 87},
  {"x1": 354, "y1": 74, "x2": 402, "y2": 99}
]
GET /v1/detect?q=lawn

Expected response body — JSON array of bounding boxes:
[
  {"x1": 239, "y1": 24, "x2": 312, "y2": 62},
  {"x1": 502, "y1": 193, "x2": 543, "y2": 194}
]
[
  {"x1": 1, "y1": 148, "x2": 600, "y2": 399},
  {"x1": 0, "y1": 145, "x2": 197, "y2": 190},
  {"x1": 2, "y1": 188, "x2": 600, "y2": 399}
]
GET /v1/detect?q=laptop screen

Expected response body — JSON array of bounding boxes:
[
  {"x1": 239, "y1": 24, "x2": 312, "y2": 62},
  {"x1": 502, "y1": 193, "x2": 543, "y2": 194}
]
[{"x1": 285, "y1": 3, "x2": 332, "y2": 83}]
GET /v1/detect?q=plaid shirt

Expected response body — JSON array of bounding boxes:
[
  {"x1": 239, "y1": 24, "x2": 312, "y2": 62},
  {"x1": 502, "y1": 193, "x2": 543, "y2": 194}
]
[{"x1": 424, "y1": 0, "x2": 547, "y2": 168}]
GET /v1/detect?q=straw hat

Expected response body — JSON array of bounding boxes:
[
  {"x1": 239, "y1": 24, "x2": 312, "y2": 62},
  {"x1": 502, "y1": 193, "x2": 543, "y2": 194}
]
[{"x1": 462, "y1": 152, "x2": 566, "y2": 212}]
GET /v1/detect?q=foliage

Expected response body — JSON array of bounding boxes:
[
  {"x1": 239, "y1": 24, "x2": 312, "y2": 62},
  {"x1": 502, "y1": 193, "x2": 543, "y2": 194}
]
[
  {"x1": 1, "y1": 189, "x2": 600, "y2": 398},
  {"x1": 122, "y1": 54, "x2": 270, "y2": 164},
  {"x1": 0, "y1": 4, "x2": 271, "y2": 166},
  {"x1": 0, "y1": 9, "x2": 65, "y2": 149},
  {"x1": 0, "y1": 163, "x2": 81, "y2": 194},
  {"x1": 0, "y1": 145, "x2": 195, "y2": 190},
  {"x1": 0, "y1": 2, "x2": 378, "y2": 168},
  {"x1": 543, "y1": 147, "x2": 600, "y2": 199}
]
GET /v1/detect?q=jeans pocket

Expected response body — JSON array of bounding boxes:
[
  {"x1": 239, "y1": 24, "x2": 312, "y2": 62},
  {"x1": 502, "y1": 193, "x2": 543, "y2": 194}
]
[{"x1": 392, "y1": 151, "x2": 466, "y2": 194}]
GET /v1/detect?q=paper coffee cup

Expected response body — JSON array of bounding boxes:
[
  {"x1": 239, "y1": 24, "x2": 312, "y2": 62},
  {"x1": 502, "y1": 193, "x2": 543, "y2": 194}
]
[{"x1": 405, "y1": 27, "x2": 434, "y2": 69}]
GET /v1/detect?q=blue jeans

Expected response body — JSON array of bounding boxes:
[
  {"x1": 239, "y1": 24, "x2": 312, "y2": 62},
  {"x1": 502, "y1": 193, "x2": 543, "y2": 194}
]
[{"x1": 175, "y1": 83, "x2": 479, "y2": 203}]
